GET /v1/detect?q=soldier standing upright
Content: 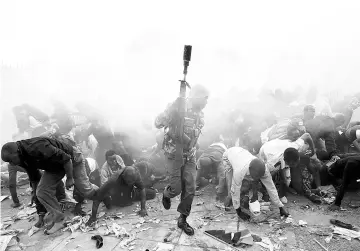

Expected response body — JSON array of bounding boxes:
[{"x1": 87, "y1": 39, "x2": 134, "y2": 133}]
[{"x1": 155, "y1": 84, "x2": 209, "y2": 235}]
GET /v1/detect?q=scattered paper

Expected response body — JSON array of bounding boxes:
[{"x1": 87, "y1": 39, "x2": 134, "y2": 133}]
[
  {"x1": 255, "y1": 237, "x2": 274, "y2": 251},
  {"x1": 0, "y1": 229, "x2": 24, "y2": 236},
  {"x1": 152, "y1": 242, "x2": 174, "y2": 251},
  {"x1": 325, "y1": 234, "x2": 333, "y2": 243},
  {"x1": 28, "y1": 226, "x2": 40, "y2": 237},
  {"x1": 111, "y1": 223, "x2": 129, "y2": 238},
  {"x1": 98, "y1": 212, "x2": 105, "y2": 218},
  {"x1": 299, "y1": 220, "x2": 307, "y2": 226},
  {"x1": 0, "y1": 196, "x2": 9, "y2": 202},
  {"x1": 333, "y1": 226, "x2": 360, "y2": 240},
  {"x1": 0, "y1": 235, "x2": 19, "y2": 251},
  {"x1": 13, "y1": 207, "x2": 37, "y2": 220}
]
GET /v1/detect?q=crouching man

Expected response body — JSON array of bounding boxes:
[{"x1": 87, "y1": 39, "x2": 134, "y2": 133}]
[
  {"x1": 223, "y1": 146, "x2": 289, "y2": 220},
  {"x1": 196, "y1": 142, "x2": 227, "y2": 200},
  {"x1": 1, "y1": 137, "x2": 100, "y2": 234},
  {"x1": 87, "y1": 166, "x2": 155, "y2": 226}
]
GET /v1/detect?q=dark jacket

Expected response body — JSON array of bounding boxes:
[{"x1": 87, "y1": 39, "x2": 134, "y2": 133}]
[
  {"x1": 305, "y1": 116, "x2": 338, "y2": 160},
  {"x1": 17, "y1": 137, "x2": 74, "y2": 183}
]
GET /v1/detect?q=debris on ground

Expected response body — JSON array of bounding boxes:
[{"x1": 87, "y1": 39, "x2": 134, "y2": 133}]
[
  {"x1": 91, "y1": 234, "x2": 103, "y2": 248},
  {"x1": 195, "y1": 201, "x2": 204, "y2": 206},
  {"x1": 255, "y1": 237, "x2": 274, "y2": 251},
  {"x1": 163, "y1": 228, "x2": 178, "y2": 242},
  {"x1": 307, "y1": 226, "x2": 333, "y2": 236},
  {"x1": 118, "y1": 235, "x2": 135, "y2": 249},
  {"x1": 330, "y1": 219, "x2": 355, "y2": 230},
  {"x1": 313, "y1": 238, "x2": 328, "y2": 251},
  {"x1": 151, "y1": 242, "x2": 174, "y2": 251},
  {"x1": 0, "y1": 196, "x2": 9, "y2": 202},
  {"x1": 0, "y1": 235, "x2": 19, "y2": 251},
  {"x1": 28, "y1": 226, "x2": 40, "y2": 237},
  {"x1": 325, "y1": 234, "x2": 333, "y2": 243},
  {"x1": 12, "y1": 207, "x2": 37, "y2": 221},
  {"x1": 0, "y1": 229, "x2": 24, "y2": 236},
  {"x1": 0, "y1": 224, "x2": 11, "y2": 231},
  {"x1": 298, "y1": 220, "x2": 307, "y2": 226},
  {"x1": 148, "y1": 218, "x2": 160, "y2": 224},
  {"x1": 63, "y1": 215, "x2": 99, "y2": 233},
  {"x1": 332, "y1": 226, "x2": 360, "y2": 240},
  {"x1": 111, "y1": 222, "x2": 130, "y2": 238},
  {"x1": 105, "y1": 212, "x2": 124, "y2": 220},
  {"x1": 97, "y1": 212, "x2": 106, "y2": 219}
]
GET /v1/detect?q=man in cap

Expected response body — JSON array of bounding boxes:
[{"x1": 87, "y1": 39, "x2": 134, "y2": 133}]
[
  {"x1": 154, "y1": 84, "x2": 209, "y2": 236},
  {"x1": 223, "y1": 146, "x2": 289, "y2": 220}
]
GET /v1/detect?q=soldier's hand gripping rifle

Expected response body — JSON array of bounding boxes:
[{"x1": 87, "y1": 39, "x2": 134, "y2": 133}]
[{"x1": 175, "y1": 45, "x2": 192, "y2": 168}]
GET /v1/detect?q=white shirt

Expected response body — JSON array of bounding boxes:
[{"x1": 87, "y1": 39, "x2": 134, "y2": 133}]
[
  {"x1": 223, "y1": 147, "x2": 283, "y2": 210},
  {"x1": 259, "y1": 138, "x2": 305, "y2": 173},
  {"x1": 85, "y1": 157, "x2": 98, "y2": 173},
  {"x1": 210, "y1": 142, "x2": 227, "y2": 151}
]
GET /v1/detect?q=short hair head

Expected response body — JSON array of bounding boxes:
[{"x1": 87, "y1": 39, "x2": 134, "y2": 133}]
[
  {"x1": 249, "y1": 158, "x2": 265, "y2": 180},
  {"x1": 105, "y1": 150, "x2": 116, "y2": 159},
  {"x1": 283, "y1": 147, "x2": 300, "y2": 168},
  {"x1": 1, "y1": 142, "x2": 20, "y2": 165}
]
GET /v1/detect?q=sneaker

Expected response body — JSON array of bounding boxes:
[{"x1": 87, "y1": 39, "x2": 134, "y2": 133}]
[
  {"x1": 177, "y1": 215, "x2": 194, "y2": 236},
  {"x1": 280, "y1": 196, "x2": 288, "y2": 204},
  {"x1": 162, "y1": 193, "x2": 171, "y2": 210}
]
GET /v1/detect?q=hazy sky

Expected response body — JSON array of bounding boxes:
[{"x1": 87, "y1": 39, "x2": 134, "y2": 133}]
[{"x1": 1, "y1": 0, "x2": 360, "y2": 143}]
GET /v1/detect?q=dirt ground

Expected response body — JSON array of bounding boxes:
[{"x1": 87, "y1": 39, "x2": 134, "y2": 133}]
[{"x1": 1, "y1": 182, "x2": 360, "y2": 251}]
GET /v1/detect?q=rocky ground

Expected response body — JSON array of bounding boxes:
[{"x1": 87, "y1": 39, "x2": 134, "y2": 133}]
[{"x1": 1, "y1": 182, "x2": 360, "y2": 251}]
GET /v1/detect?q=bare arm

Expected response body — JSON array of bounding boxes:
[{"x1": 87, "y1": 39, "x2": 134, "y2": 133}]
[
  {"x1": 139, "y1": 188, "x2": 146, "y2": 210},
  {"x1": 301, "y1": 133, "x2": 315, "y2": 156}
]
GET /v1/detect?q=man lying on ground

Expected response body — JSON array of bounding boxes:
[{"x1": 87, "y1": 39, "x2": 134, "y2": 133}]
[
  {"x1": 222, "y1": 146, "x2": 289, "y2": 221},
  {"x1": 87, "y1": 166, "x2": 155, "y2": 226}
]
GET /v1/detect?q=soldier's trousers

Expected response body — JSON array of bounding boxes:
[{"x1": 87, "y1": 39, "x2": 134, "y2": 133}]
[{"x1": 163, "y1": 155, "x2": 196, "y2": 216}]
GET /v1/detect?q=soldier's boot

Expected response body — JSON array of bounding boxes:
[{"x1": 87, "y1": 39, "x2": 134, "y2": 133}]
[{"x1": 177, "y1": 214, "x2": 194, "y2": 236}]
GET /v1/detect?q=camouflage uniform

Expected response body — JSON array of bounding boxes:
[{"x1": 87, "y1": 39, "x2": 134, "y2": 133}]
[{"x1": 155, "y1": 100, "x2": 204, "y2": 216}]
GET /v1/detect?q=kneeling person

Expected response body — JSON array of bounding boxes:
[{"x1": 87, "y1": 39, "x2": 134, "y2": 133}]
[{"x1": 223, "y1": 147, "x2": 289, "y2": 220}]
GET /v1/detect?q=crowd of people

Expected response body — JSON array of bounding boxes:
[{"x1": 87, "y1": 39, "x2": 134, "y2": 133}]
[{"x1": 1, "y1": 85, "x2": 360, "y2": 236}]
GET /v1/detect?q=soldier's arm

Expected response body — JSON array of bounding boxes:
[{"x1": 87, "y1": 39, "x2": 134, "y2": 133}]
[{"x1": 154, "y1": 101, "x2": 178, "y2": 129}]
